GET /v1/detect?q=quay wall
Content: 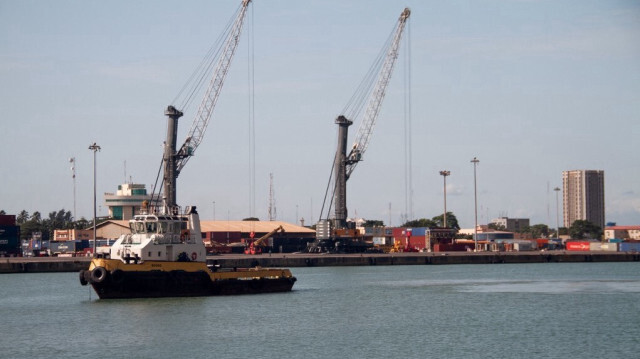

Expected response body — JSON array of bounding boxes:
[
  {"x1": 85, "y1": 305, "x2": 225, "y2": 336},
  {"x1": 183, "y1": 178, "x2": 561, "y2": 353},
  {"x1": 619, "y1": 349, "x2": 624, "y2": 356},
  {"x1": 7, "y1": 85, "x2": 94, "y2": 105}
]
[
  {"x1": 214, "y1": 252, "x2": 640, "y2": 269},
  {"x1": 2, "y1": 251, "x2": 638, "y2": 273}
]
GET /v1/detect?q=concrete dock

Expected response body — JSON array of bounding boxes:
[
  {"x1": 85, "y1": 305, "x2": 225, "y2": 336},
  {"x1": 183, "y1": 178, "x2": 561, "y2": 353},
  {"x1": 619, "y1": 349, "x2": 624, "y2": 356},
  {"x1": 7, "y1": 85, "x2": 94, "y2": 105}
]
[{"x1": 1, "y1": 251, "x2": 639, "y2": 273}]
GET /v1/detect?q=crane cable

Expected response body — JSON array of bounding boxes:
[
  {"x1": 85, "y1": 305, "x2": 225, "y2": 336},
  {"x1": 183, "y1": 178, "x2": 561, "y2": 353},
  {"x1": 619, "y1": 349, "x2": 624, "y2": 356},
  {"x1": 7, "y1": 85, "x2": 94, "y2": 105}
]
[
  {"x1": 341, "y1": 21, "x2": 398, "y2": 125},
  {"x1": 171, "y1": 4, "x2": 242, "y2": 113},
  {"x1": 247, "y1": 4, "x2": 256, "y2": 219},
  {"x1": 403, "y1": 20, "x2": 413, "y2": 221},
  {"x1": 319, "y1": 20, "x2": 400, "y2": 222}
]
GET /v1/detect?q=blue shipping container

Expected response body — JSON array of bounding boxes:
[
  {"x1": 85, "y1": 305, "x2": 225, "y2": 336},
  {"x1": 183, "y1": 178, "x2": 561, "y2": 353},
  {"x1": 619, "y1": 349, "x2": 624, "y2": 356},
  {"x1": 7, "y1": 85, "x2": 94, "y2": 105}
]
[{"x1": 619, "y1": 242, "x2": 640, "y2": 252}]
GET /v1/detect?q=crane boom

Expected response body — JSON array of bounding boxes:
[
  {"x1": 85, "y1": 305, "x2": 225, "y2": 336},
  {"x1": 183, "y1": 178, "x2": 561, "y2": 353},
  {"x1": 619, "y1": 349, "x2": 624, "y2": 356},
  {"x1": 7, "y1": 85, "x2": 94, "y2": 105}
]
[
  {"x1": 175, "y1": 0, "x2": 252, "y2": 175},
  {"x1": 162, "y1": 0, "x2": 251, "y2": 210},
  {"x1": 331, "y1": 8, "x2": 410, "y2": 229},
  {"x1": 346, "y1": 7, "x2": 410, "y2": 179}
]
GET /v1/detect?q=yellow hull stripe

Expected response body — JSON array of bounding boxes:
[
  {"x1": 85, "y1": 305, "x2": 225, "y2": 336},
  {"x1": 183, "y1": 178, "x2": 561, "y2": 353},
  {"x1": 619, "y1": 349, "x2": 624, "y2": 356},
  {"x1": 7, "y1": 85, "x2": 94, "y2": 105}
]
[{"x1": 89, "y1": 259, "x2": 294, "y2": 281}]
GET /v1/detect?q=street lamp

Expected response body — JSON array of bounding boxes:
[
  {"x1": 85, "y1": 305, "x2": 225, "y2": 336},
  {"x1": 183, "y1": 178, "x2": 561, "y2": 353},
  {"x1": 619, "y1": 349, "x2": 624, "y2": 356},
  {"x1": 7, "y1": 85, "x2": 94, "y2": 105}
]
[
  {"x1": 439, "y1": 170, "x2": 450, "y2": 227},
  {"x1": 89, "y1": 143, "x2": 101, "y2": 256},
  {"x1": 213, "y1": 201, "x2": 216, "y2": 221},
  {"x1": 69, "y1": 157, "x2": 76, "y2": 221},
  {"x1": 554, "y1": 187, "x2": 561, "y2": 240},
  {"x1": 471, "y1": 157, "x2": 479, "y2": 252}
]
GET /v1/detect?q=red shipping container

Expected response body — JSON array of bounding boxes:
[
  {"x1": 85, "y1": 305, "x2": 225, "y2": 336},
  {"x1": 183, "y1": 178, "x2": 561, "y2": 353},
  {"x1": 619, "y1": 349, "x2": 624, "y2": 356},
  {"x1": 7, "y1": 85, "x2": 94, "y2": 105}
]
[
  {"x1": 566, "y1": 241, "x2": 591, "y2": 251},
  {"x1": 408, "y1": 236, "x2": 426, "y2": 249},
  {"x1": 392, "y1": 227, "x2": 405, "y2": 237},
  {"x1": 0, "y1": 215, "x2": 16, "y2": 226}
]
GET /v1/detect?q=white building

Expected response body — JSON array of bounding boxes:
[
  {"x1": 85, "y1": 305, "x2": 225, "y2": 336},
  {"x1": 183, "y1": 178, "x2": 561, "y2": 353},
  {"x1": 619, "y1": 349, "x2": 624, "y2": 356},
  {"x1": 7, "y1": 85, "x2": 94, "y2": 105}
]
[{"x1": 104, "y1": 183, "x2": 160, "y2": 220}]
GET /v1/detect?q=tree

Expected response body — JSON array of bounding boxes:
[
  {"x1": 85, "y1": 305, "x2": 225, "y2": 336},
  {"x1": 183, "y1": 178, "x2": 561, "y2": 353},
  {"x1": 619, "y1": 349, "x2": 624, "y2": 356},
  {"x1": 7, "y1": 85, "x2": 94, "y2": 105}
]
[
  {"x1": 569, "y1": 220, "x2": 602, "y2": 240},
  {"x1": 521, "y1": 224, "x2": 550, "y2": 238},
  {"x1": 363, "y1": 220, "x2": 384, "y2": 227},
  {"x1": 74, "y1": 217, "x2": 90, "y2": 230},
  {"x1": 17, "y1": 210, "x2": 29, "y2": 224},
  {"x1": 0, "y1": 209, "x2": 6, "y2": 215},
  {"x1": 431, "y1": 212, "x2": 460, "y2": 230},
  {"x1": 488, "y1": 222, "x2": 506, "y2": 231},
  {"x1": 402, "y1": 218, "x2": 438, "y2": 228}
]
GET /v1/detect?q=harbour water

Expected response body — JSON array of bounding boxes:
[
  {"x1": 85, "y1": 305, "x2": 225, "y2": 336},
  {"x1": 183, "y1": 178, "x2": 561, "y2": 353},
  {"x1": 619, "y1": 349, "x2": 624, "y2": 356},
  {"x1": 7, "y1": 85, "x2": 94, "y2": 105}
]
[{"x1": 1, "y1": 262, "x2": 639, "y2": 359}]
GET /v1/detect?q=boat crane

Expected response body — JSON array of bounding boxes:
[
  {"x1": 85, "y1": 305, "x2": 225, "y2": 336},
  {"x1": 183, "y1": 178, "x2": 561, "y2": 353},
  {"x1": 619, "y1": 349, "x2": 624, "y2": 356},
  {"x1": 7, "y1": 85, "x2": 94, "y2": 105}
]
[
  {"x1": 312, "y1": 8, "x2": 410, "y2": 252},
  {"x1": 162, "y1": 0, "x2": 252, "y2": 212}
]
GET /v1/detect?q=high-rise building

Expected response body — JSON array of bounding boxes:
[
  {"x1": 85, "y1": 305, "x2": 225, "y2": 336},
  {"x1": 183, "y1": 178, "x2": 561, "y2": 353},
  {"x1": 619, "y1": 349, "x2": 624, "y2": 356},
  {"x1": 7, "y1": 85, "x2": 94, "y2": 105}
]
[{"x1": 562, "y1": 170, "x2": 605, "y2": 229}]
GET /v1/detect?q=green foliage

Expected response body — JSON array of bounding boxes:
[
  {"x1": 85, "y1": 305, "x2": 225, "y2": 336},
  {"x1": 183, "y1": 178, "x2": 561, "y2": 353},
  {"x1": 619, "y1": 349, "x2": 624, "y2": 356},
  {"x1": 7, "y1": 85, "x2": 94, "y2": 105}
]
[
  {"x1": 520, "y1": 224, "x2": 550, "y2": 238},
  {"x1": 364, "y1": 220, "x2": 384, "y2": 227},
  {"x1": 569, "y1": 220, "x2": 602, "y2": 239},
  {"x1": 402, "y1": 218, "x2": 438, "y2": 228},
  {"x1": 242, "y1": 217, "x2": 260, "y2": 221},
  {"x1": 488, "y1": 222, "x2": 506, "y2": 231},
  {"x1": 431, "y1": 212, "x2": 460, "y2": 230},
  {"x1": 16, "y1": 208, "x2": 80, "y2": 241}
]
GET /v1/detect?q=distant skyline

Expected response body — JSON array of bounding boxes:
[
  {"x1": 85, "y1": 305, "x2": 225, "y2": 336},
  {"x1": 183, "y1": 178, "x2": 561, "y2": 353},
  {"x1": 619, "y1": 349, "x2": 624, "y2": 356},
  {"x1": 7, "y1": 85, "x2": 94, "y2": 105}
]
[{"x1": 1, "y1": 0, "x2": 639, "y2": 228}]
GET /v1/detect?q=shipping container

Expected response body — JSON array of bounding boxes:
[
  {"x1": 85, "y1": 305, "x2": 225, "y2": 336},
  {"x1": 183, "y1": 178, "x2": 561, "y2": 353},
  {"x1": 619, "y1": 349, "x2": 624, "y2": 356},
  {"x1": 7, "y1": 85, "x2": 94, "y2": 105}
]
[
  {"x1": 433, "y1": 243, "x2": 473, "y2": 252},
  {"x1": 0, "y1": 225, "x2": 21, "y2": 256},
  {"x1": 391, "y1": 228, "x2": 405, "y2": 237},
  {"x1": 49, "y1": 241, "x2": 77, "y2": 255},
  {"x1": 410, "y1": 227, "x2": 427, "y2": 236},
  {"x1": 0, "y1": 215, "x2": 17, "y2": 226},
  {"x1": 620, "y1": 242, "x2": 640, "y2": 252},
  {"x1": 589, "y1": 242, "x2": 618, "y2": 251},
  {"x1": 566, "y1": 241, "x2": 591, "y2": 251},
  {"x1": 372, "y1": 237, "x2": 389, "y2": 245},
  {"x1": 364, "y1": 227, "x2": 385, "y2": 236},
  {"x1": 513, "y1": 241, "x2": 535, "y2": 251},
  {"x1": 408, "y1": 236, "x2": 426, "y2": 250}
]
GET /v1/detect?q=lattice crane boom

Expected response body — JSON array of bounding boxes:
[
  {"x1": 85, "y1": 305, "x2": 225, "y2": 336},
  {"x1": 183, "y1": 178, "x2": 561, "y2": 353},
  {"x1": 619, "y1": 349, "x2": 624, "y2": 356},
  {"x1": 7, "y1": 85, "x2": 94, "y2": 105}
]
[
  {"x1": 162, "y1": 0, "x2": 251, "y2": 210},
  {"x1": 327, "y1": 8, "x2": 410, "y2": 230},
  {"x1": 345, "y1": 7, "x2": 410, "y2": 179},
  {"x1": 175, "y1": 0, "x2": 252, "y2": 175}
]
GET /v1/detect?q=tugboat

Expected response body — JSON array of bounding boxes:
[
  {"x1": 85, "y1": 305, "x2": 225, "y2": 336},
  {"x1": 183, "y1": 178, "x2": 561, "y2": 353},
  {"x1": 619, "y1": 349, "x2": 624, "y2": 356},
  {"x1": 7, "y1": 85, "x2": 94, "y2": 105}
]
[
  {"x1": 79, "y1": 0, "x2": 296, "y2": 299},
  {"x1": 79, "y1": 204, "x2": 296, "y2": 299}
]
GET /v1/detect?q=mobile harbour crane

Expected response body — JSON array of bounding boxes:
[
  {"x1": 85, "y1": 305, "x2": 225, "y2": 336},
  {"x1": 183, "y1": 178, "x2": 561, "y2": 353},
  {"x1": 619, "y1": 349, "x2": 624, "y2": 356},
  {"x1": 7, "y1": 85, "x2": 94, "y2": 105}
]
[{"x1": 310, "y1": 8, "x2": 411, "y2": 253}]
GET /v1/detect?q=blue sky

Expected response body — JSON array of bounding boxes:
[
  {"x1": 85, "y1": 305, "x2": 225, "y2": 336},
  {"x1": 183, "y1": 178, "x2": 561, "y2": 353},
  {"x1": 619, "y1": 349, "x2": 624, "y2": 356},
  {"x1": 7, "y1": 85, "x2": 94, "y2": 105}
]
[{"x1": 1, "y1": 0, "x2": 638, "y2": 228}]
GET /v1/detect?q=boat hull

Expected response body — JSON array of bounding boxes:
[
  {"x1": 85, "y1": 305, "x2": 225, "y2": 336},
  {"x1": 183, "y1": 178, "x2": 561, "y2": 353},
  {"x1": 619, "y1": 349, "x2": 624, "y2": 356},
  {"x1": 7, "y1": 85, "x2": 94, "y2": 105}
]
[{"x1": 80, "y1": 259, "x2": 296, "y2": 299}]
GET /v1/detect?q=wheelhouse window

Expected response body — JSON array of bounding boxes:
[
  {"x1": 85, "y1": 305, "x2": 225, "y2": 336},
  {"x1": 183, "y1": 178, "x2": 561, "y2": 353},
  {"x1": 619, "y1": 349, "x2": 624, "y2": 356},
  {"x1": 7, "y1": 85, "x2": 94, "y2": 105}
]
[
  {"x1": 158, "y1": 222, "x2": 168, "y2": 234},
  {"x1": 130, "y1": 221, "x2": 146, "y2": 234},
  {"x1": 146, "y1": 222, "x2": 157, "y2": 233}
]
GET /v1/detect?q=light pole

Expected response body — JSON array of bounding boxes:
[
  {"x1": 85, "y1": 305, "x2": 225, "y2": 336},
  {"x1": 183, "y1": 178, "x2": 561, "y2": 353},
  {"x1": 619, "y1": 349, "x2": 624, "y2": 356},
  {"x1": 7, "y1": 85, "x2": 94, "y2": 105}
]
[
  {"x1": 471, "y1": 157, "x2": 479, "y2": 252},
  {"x1": 69, "y1": 157, "x2": 76, "y2": 221},
  {"x1": 213, "y1": 201, "x2": 216, "y2": 221},
  {"x1": 89, "y1": 143, "x2": 101, "y2": 256},
  {"x1": 554, "y1": 187, "x2": 561, "y2": 240},
  {"x1": 439, "y1": 171, "x2": 450, "y2": 227}
]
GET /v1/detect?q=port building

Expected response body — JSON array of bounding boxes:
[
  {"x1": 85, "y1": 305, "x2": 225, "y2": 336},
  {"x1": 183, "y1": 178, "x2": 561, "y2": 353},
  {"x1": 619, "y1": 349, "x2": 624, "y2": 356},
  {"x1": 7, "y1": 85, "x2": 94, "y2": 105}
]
[
  {"x1": 490, "y1": 217, "x2": 530, "y2": 232},
  {"x1": 104, "y1": 183, "x2": 161, "y2": 220},
  {"x1": 562, "y1": 170, "x2": 605, "y2": 229}
]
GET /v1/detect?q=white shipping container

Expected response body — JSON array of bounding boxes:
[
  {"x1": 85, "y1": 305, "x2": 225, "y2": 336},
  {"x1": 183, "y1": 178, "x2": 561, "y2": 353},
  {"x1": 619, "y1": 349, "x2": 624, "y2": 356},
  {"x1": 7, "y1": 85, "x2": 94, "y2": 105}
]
[
  {"x1": 590, "y1": 242, "x2": 618, "y2": 251},
  {"x1": 513, "y1": 241, "x2": 534, "y2": 251},
  {"x1": 372, "y1": 237, "x2": 388, "y2": 245}
]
